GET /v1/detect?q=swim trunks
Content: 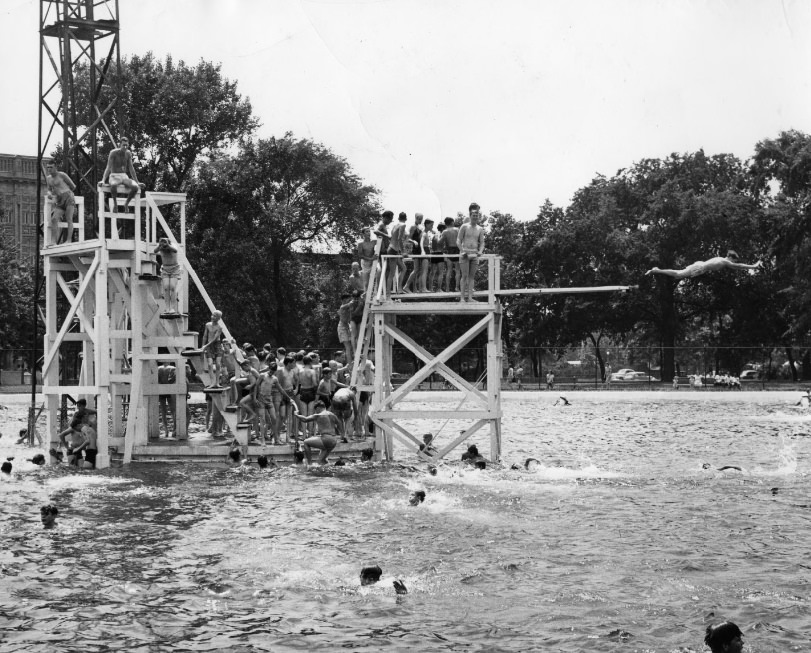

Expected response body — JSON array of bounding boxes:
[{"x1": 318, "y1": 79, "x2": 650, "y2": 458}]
[
  {"x1": 683, "y1": 261, "x2": 709, "y2": 278},
  {"x1": 84, "y1": 448, "x2": 98, "y2": 467},
  {"x1": 361, "y1": 259, "x2": 374, "y2": 273},
  {"x1": 205, "y1": 340, "x2": 223, "y2": 357},
  {"x1": 359, "y1": 391, "x2": 370, "y2": 404},
  {"x1": 299, "y1": 387, "x2": 317, "y2": 403},
  {"x1": 54, "y1": 190, "x2": 76, "y2": 210},
  {"x1": 445, "y1": 246, "x2": 460, "y2": 257},
  {"x1": 160, "y1": 263, "x2": 182, "y2": 279},
  {"x1": 108, "y1": 173, "x2": 131, "y2": 186},
  {"x1": 337, "y1": 322, "x2": 351, "y2": 343},
  {"x1": 318, "y1": 434, "x2": 338, "y2": 451},
  {"x1": 318, "y1": 393, "x2": 331, "y2": 409}
]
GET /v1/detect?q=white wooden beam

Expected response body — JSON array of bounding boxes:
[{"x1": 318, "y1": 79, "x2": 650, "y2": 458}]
[
  {"x1": 384, "y1": 314, "x2": 491, "y2": 408},
  {"x1": 41, "y1": 253, "x2": 99, "y2": 376},
  {"x1": 384, "y1": 322, "x2": 488, "y2": 408}
]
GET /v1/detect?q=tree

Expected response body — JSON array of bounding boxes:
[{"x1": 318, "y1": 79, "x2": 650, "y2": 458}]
[
  {"x1": 74, "y1": 52, "x2": 258, "y2": 192},
  {"x1": 186, "y1": 134, "x2": 380, "y2": 343},
  {"x1": 750, "y1": 130, "x2": 811, "y2": 379},
  {"x1": 0, "y1": 231, "x2": 35, "y2": 350}
]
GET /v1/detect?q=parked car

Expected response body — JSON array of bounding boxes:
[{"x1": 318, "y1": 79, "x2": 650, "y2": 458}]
[
  {"x1": 627, "y1": 371, "x2": 659, "y2": 382},
  {"x1": 611, "y1": 369, "x2": 658, "y2": 382},
  {"x1": 740, "y1": 370, "x2": 759, "y2": 379},
  {"x1": 610, "y1": 368, "x2": 635, "y2": 381}
]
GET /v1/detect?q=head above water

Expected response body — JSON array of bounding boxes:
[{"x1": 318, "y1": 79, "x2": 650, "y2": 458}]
[
  {"x1": 409, "y1": 490, "x2": 426, "y2": 506},
  {"x1": 1, "y1": 461, "x2": 11, "y2": 474},
  {"x1": 704, "y1": 621, "x2": 743, "y2": 653},
  {"x1": 360, "y1": 448, "x2": 374, "y2": 462},
  {"x1": 257, "y1": 455, "x2": 269, "y2": 469},
  {"x1": 40, "y1": 504, "x2": 58, "y2": 528},
  {"x1": 360, "y1": 565, "x2": 383, "y2": 586}
]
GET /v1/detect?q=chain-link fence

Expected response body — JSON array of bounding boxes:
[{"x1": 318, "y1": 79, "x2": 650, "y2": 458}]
[{"x1": 2, "y1": 344, "x2": 808, "y2": 392}]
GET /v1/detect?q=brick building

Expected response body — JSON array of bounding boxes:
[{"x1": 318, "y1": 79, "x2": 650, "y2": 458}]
[{"x1": 0, "y1": 153, "x2": 51, "y2": 264}]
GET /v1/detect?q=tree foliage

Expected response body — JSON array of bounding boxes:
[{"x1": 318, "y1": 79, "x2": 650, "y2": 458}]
[
  {"x1": 185, "y1": 134, "x2": 380, "y2": 344},
  {"x1": 74, "y1": 52, "x2": 258, "y2": 191}
]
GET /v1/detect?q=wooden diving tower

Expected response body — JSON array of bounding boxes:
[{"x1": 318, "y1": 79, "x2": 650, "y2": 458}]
[{"x1": 350, "y1": 254, "x2": 633, "y2": 464}]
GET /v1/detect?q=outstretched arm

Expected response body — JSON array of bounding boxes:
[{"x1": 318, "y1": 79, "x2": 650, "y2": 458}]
[{"x1": 726, "y1": 260, "x2": 761, "y2": 271}]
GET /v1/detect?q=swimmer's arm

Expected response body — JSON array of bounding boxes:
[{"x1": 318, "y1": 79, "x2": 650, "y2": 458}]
[{"x1": 727, "y1": 260, "x2": 761, "y2": 270}]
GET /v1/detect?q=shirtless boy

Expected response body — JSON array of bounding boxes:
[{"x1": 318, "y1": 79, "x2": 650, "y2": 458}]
[
  {"x1": 386, "y1": 212, "x2": 408, "y2": 293},
  {"x1": 154, "y1": 238, "x2": 181, "y2": 314},
  {"x1": 428, "y1": 223, "x2": 446, "y2": 291},
  {"x1": 440, "y1": 217, "x2": 460, "y2": 292},
  {"x1": 202, "y1": 310, "x2": 225, "y2": 388},
  {"x1": 100, "y1": 136, "x2": 145, "y2": 213},
  {"x1": 45, "y1": 163, "x2": 76, "y2": 245},
  {"x1": 457, "y1": 203, "x2": 486, "y2": 301},
  {"x1": 337, "y1": 293, "x2": 354, "y2": 361},
  {"x1": 57, "y1": 398, "x2": 97, "y2": 449},
  {"x1": 294, "y1": 400, "x2": 341, "y2": 465},
  {"x1": 646, "y1": 250, "x2": 761, "y2": 280},
  {"x1": 349, "y1": 262, "x2": 365, "y2": 294},
  {"x1": 356, "y1": 228, "x2": 377, "y2": 288}
]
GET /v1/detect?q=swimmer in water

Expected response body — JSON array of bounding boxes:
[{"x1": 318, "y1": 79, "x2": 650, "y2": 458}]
[
  {"x1": 646, "y1": 250, "x2": 761, "y2": 280},
  {"x1": 409, "y1": 490, "x2": 426, "y2": 506},
  {"x1": 702, "y1": 463, "x2": 743, "y2": 472},
  {"x1": 795, "y1": 389, "x2": 811, "y2": 408},
  {"x1": 553, "y1": 394, "x2": 571, "y2": 406},
  {"x1": 704, "y1": 621, "x2": 744, "y2": 653},
  {"x1": 40, "y1": 505, "x2": 58, "y2": 529},
  {"x1": 1, "y1": 461, "x2": 11, "y2": 475}
]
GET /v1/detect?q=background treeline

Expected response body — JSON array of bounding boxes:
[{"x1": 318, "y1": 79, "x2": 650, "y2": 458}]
[{"x1": 2, "y1": 53, "x2": 810, "y2": 382}]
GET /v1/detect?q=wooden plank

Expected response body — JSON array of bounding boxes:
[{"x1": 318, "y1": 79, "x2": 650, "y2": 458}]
[
  {"x1": 374, "y1": 410, "x2": 498, "y2": 420},
  {"x1": 373, "y1": 301, "x2": 498, "y2": 314},
  {"x1": 494, "y1": 285, "x2": 636, "y2": 296},
  {"x1": 124, "y1": 358, "x2": 142, "y2": 464},
  {"x1": 42, "y1": 385, "x2": 106, "y2": 395},
  {"x1": 384, "y1": 314, "x2": 490, "y2": 408}
]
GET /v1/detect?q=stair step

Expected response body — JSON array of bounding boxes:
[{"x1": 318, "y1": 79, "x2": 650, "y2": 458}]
[
  {"x1": 181, "y1": 349, "x2": 205, "y2": 357},
  {"x1": 160, "y1": 312, "x2": 187, "y2": 320},
  {"x1": 138, "y1": 273, "x2": 160, "y2": 281}
]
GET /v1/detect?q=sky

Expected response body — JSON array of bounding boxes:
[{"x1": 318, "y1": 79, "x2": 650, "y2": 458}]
[{"x1": 2, "y1": 0, "x2": 810, "y2": 221}]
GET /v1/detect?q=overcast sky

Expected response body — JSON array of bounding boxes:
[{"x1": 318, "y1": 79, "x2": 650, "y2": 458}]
[{"x1": 2, "y1": 0, "x2": 810, "y2": 220}]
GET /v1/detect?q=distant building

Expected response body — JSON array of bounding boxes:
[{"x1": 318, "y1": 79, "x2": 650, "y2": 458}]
[{"x1": 0, "y1": 153, "x2": 51, "y2": 263}]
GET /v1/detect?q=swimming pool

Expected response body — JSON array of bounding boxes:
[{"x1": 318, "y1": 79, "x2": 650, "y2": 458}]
[{"x1": 1, "y1": 391, "x2": 808, "y2": 651}]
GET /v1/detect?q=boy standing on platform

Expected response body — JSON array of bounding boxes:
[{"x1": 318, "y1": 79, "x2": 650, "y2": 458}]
[
  {"x1": 357, "y1": 228, "x2": 377, "y2": 289},
  {"x1": 154, "y1": 238, "x2": 181, "y2": 314},
  {"x1": 441, "y1": 217, "x2": 460, "y2": 292},
  {"x1": 457, "y1": 203, "x2": 486, "y2": 302},
  {"x1": 45, "y1": 163, "x2": 76, "y2": 245}
]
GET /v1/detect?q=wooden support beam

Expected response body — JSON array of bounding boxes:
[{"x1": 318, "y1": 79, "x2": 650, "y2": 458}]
[
  {"x1": 373, "y1": 410, "x2": 498, "y2": 420},
  {"x1": 384, "y1": 314, "x2": 491, "y2": 408},
  {"x1": 56, "y1": 273, "x2": 95, "y2": 341},
  {"x1": 42, "y1": 253, "x2": 99, "y2": 376},
  {"x1": 436, "y1": 419, "x2": 486, "y2": 460},
  {"x1": 384, "y1": 322, "x2": 488, "y2": 408}
]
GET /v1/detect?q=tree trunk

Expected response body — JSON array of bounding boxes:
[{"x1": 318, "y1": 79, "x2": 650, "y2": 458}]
[
  {"x1": 785, "y1": 346, "x2": 798, "y2": 381},
  {"x1": 271, "y1": 246, "x2": 284, "y2": 341},
  {"x1": 658, "y1": 279, "x2": 677, "y2": 382}
]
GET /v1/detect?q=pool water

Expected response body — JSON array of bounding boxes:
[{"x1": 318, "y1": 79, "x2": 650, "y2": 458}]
[{"x1": 1, "y1": 391, "x2": 809, "y2": 652}]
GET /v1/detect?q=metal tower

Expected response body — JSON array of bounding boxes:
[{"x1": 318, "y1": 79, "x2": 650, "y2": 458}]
[{"x1": 31, "y1": 0, "x2": 122, "y2": 442}]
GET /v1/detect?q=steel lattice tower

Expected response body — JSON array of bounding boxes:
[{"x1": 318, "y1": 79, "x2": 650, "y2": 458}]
[{"x1": 30, "y1": 0, "x2": 122, "y2": 441}]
